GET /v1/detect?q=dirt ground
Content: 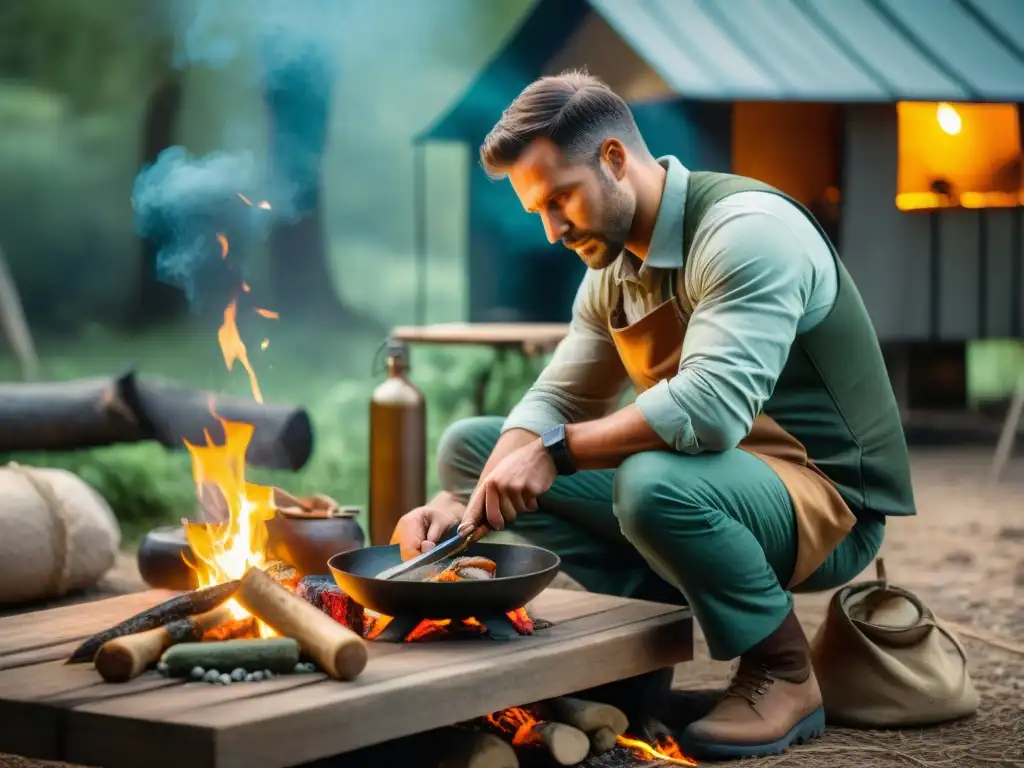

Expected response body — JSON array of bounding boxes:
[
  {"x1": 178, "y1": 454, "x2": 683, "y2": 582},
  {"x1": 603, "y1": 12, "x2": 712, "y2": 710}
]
[{"x1": 1, "y1": 446, "x2": 1021, "y2": 768}]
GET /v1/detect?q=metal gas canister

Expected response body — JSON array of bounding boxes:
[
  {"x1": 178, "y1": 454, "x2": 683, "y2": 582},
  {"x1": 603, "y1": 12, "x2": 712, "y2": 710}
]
[{"x1": 369, "y1": 340, "x2": 426, "y2": 546}]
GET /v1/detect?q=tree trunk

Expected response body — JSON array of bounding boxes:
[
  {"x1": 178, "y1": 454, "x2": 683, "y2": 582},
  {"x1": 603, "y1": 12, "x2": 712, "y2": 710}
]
[
  {"x1": 261, "y1": 47, "x2": 377, "y2": 330},
  {"x1": 135, "y1": 73, "x2": 188, "y2": 326}
]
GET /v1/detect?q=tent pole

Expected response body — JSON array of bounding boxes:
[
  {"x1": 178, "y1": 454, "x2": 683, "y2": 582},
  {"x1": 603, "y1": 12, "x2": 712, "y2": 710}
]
[{"x1": 413, "y1": 141, "x2": 427, "y2": 327}]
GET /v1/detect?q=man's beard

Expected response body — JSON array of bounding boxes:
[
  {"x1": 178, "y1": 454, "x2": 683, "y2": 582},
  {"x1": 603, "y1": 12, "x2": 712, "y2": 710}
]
[{"x1": 562, "y1": 178, "x2": 634, "y2": 270}]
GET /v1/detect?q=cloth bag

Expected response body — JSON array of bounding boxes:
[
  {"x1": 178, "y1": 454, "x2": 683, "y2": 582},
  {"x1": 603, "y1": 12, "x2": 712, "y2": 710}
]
[
  {"x1": 809, "y1": 558, "x2": 979, "y2": 728},
  {"x1": 0, "y1": 462, "x2": 120, "y2": 604}
]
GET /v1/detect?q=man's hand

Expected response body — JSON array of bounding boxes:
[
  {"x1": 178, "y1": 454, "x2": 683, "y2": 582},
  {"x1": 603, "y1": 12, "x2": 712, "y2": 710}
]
[
  {"x1": 458, "y1": 438, "x2": 556, "y2": 534},
  {"x1": 390, "y1": 491, "x2": 464, "y2": 561}
]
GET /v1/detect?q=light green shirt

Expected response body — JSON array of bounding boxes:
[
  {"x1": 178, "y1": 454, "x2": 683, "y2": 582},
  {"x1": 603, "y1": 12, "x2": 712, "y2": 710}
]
[{"x1": 502, "y1": 156, "x2": 839, "y2": 453}]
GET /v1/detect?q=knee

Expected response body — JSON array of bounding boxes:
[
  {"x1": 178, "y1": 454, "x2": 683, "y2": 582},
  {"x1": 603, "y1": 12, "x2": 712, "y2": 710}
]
[
  {"x1": 436, "y1": 417, "x2": 501, "y2": 491},
  {"x1": 613, "y1": 453, "x2": 705, "y2": 543}
]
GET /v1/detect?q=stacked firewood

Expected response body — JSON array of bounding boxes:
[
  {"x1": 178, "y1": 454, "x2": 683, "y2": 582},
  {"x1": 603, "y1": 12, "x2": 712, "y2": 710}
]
[
  {"x1": 66, "y1": 566, "x2": 368, "y2": 684},
  {"x1": 424, "y1": 697, "x2": 691, "y2": 767}
]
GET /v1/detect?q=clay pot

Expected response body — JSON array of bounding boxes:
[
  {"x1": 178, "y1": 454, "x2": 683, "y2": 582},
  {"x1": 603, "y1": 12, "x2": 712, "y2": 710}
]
[{"x1": 136, "y1": 512, "x2": 366, "y2": 590}]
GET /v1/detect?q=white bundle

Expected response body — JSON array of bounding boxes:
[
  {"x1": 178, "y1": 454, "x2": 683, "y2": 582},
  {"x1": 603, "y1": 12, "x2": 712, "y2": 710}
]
[{"x1": 0, "y1": 463, "x2": 120, "y2": 604}]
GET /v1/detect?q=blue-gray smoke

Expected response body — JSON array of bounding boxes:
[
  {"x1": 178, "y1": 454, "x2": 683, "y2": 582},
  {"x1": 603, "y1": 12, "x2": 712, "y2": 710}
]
[{"x1": 132, "y1": 0, "x2": 340, "y2": 309}]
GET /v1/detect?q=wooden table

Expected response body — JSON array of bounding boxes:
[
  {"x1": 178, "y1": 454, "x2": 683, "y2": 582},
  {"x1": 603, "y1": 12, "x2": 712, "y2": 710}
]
[
  {"x1": 390, "y1": 323, "x2": 570, "y2": 414},
  {"x1": 0, "y1": 588, "x2": 692, "y2": 768}
]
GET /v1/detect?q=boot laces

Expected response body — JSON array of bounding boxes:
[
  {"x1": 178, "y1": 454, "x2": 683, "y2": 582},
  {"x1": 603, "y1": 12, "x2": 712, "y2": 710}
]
[{"x1": 725, "y1": 661, "x2": 775, "y2": 707}]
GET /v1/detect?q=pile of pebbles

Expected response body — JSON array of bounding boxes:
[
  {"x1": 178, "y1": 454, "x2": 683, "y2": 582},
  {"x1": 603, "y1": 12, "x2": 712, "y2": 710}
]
[{"x1": 155, "y1": 661, "x2": 318, "y2": 684}]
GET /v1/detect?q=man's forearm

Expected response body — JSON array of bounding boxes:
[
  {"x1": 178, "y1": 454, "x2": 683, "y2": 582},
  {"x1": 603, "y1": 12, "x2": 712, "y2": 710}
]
[{"x1": 565, "y1": 403, "x2": 669, "y2": 471}]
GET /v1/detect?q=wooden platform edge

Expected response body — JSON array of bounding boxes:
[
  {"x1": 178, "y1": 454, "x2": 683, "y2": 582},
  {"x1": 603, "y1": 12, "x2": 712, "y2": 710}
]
[{"x1": 65, "y1": 603, "x2": 693, "y2": 768}]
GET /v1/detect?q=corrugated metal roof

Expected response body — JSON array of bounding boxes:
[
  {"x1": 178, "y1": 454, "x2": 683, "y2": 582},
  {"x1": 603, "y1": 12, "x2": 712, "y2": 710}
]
[{"x1": 586, "y1": 0, "x2": 1024, "y2": 102}]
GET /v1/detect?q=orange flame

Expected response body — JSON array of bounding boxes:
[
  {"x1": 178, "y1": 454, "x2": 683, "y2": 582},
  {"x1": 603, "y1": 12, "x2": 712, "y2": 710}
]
[
  {"x1": 218, "y1": 299, "x2": 263, "y2": 403},
  {"x1": 183, "y1": 417, "x2": 278, "y2": 636},
  {"x1": 216, "y1": 233, "x2": 229, "y2": 259},
  {"x1": 617, "y1": 735, "x2": 697, "y2": 765},
  {"x1": 255, "y1": 308, "x2": 279, "y2": 320},
  {"x1": 486, "y1": 706, "x2": 540, "y2": 746}
]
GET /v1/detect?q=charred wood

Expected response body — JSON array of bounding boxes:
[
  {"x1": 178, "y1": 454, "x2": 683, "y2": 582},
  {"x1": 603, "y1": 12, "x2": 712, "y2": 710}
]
[{"x1": 66, "y1": 580, "x2": 240, "y2": 663}]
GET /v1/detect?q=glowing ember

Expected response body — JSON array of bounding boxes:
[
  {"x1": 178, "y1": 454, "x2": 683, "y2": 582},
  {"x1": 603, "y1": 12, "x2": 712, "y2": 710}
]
[
  {"x1": 216, "y1": 232, "x2": 229, "y2": 259},
  {"x1": 241, "y1": 282, "x2": 251, "y2": 293},
  {"x1": 486, "y1": 706, "x2": 539, "y2": 746},
  {"x1": 617, "y1": 734, "x2": 697, "y2": 765},
  {"x1": 255, "y1": 307, "x2": 279, "y2": 319},
  {"x1": 237, "y1": 193, "x2": 272, "y2": 210},
  {"x1": 218, "y1": 299, "x2": 264, "y2": 403},
  {"x1": 261, "y1": 339, "x2": 270, "y2": 350},
  {"x1": 183, "y1": 417, "x2": 278, "y2": 636}
]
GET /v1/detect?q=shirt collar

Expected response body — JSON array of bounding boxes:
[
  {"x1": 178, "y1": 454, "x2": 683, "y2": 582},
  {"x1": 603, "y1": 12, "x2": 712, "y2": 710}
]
[{"x1": 615, "y1": 155, "x2": 691, "y2": 283}]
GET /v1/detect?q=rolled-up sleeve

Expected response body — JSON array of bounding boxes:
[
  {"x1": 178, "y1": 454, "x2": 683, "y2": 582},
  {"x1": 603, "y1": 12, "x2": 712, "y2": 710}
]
[
  {"x1": 634, "y1": 205, "x2": 814, "y2": 453},
  {"x1": 503, "y1": 273, "x2": 630, "y2": 436}
]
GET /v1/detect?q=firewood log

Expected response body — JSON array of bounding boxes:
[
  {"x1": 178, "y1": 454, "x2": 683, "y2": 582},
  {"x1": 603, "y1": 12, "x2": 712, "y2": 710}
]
[
  {"x1": 433, "y1": 728, "x2": 518, "y2": 768},
  {"x1": 541, "y1": 696, "x2": 629, "y2": 739},
  {"x1": 587, "y1": 726, "x2": 617, "y2": 756},
  {"x1": 235, "y1": 567, "x2": 367, "y2": 680},
  {"x1": 0, "y1": 371, "x2": 312, "y2": 470},
  {"x1": 295, "y1": 576, "x2": 366, "y2": 635},
  {"x1": 67, "y1": 580, "x2": 240, "y2": 664},
  {"x1": 515, "y1": 722, "x2": 589, "y2": 766},
  {"x1": 94, "y1": 606, "x2": 231, "y2": 682}
]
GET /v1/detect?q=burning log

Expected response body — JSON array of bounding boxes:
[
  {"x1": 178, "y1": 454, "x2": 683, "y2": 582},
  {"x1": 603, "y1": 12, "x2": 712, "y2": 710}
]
[
  {"x1": 94, "y1": 606, "x2": 232, "y2": 683},
  {"x1": 296, "y1": 576, "x2": 366, "y2": 635},
  {"x1": 432, "y1": 728, "x2": 519, "y2": 768},
  {"x1": 0, "y1": 371, "x2": 312, "y2": 471},
  {"x1": 264, "y1": 560, "x2": 299, "y2": 591},
  {"x1": 160, "y1": 637, "x2": 301, "y2": 677},
  {"x1": 539, "y1": 697, "x2": 629, "y2": 756},
  {"x1": 202, "y1": 617, "x2": 260, "y2": 641},
  {"x1": 235, "y1": 567, "x2": 367, "y2": 680},
  {"x1": 67, "y1": 580, "x2": 240, "y2": 664},
  {"x1": 485, "y1": 707, "x2": 589, "y2": 767},
  {"x1": 511, "y1": 722, "x2": 589, "y2": 766}
]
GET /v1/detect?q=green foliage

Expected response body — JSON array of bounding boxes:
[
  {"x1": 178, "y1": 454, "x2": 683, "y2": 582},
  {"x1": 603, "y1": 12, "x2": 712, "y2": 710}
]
[{"x1": 0, "y1": 338, "x2": 542, "y2": 548}]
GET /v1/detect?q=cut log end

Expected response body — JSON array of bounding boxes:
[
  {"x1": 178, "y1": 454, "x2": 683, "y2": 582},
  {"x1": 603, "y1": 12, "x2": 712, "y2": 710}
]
[
  {"x1": 588, "y1": 726, "x2": 618, "y2": 756},
  {"x1": 434, "y1": 729, "x2": 518, "y2": 768},
  {"x1": 517, "y1": 721, "x2": 589, "y2": 766}
]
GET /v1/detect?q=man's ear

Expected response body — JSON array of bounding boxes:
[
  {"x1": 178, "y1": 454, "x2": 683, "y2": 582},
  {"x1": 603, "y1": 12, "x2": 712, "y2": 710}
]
[{"x1": 600, "y1": 138, "x2": 628, "y2": 180}]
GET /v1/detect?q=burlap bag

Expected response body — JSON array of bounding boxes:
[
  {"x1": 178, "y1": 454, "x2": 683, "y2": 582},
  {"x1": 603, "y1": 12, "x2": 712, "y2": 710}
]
[
  {"x1": 0, "y1": 462, "x2": 120, "y2": 604},
  {"x1": 809, "y1": 559, "x2": 979, "y2": 728}
]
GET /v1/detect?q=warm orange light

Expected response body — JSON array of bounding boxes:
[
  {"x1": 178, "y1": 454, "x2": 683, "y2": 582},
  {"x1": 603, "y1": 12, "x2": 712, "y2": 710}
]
[
  {"x1": 936, "y1": 102, "x2": 962, "y2": 136},
  {"x1": 896, "y1": 101, "x2": 1022, "y2": 211},
  {"x1": 218, "y1": 299, "x2": 264, "y2": 404}
]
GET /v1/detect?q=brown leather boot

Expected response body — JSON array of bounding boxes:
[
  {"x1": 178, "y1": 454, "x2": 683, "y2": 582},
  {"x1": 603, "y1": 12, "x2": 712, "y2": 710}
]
[{"x1": 681, "y1": 610, "x2": 826, "y2": 759}]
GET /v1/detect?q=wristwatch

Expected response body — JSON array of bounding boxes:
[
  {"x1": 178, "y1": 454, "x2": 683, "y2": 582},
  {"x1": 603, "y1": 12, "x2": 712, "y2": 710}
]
[{"x1": 541, "y1": 424, "x2": 577, "y2": 476}]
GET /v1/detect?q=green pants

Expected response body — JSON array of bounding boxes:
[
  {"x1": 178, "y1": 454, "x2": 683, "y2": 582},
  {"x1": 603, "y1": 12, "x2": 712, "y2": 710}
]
[{"x1": 437, "y1": 416, "x2": 885, "y2": 660}]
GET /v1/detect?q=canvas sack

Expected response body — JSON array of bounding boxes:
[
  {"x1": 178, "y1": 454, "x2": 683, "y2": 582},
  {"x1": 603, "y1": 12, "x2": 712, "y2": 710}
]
[{"x1": 809, "y1": 559, "x2": 980, "y2": 728}]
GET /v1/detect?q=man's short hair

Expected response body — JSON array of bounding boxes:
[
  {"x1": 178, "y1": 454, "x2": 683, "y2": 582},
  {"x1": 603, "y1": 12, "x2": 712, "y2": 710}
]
[{"x1": 479, "y1": 70, "x2": 644, "y2": 179}]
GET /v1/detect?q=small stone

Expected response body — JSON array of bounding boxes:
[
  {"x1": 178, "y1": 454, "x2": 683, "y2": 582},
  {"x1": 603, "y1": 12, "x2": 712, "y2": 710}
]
[
  {"x1": 190, "y1": 667, "x2": 205, "y2": 681},
  {"x1": 230, "y1": 668, "x2": 247, "y2": 682},
  {"x1": 251, "y1": 671, "x2": 264, "y2": 682},
  {"x1": 244, "y1": 673, "x2": 254, "y2": 683},
  {"x1": 156, "y1": 662, "x2": 169, "y2": 675},
  {"x1": 218, "y1": 673, "x2": 232, "y2": 685},
  {"x1": 203, "y1": 670, "x2": 220, "y2": 683},
  {"x1": 303, "y1": 663, "x2": 317, "y2": 673},
  {"x1": 263, "y1": 669, "x2": 274, "y2": 679},
  {"x1": 294, "y1": 662, "x2": 307, "y2": 674}
]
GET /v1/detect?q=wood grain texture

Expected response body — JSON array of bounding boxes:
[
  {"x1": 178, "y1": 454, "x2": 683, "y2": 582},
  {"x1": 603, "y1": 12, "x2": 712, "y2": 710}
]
[{"x1": 0, "y1": 588, "x2": 693, "y2": 768}]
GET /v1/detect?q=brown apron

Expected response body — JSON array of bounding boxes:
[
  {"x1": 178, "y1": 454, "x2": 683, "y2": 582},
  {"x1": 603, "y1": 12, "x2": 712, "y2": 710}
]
[{"x1": 609, "y1": 288, "x2": 856, "y2": 589}]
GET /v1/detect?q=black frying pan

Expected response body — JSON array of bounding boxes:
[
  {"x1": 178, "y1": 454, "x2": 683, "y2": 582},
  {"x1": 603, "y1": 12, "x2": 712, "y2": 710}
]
[{"x1": 327, "y1": 542, "x2": 561, "y2": 619}]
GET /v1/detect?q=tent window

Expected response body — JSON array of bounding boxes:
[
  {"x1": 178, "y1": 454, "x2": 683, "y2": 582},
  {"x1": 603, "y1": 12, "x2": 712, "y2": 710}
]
[{"x1": 896, "y1": 102, "x2": 1023, "y2": 211}]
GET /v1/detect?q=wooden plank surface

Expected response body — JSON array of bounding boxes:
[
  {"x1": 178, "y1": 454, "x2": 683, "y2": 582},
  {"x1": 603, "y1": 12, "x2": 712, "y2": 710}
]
[
  {"x1": 390, "y1": 322, "x2": 569, "y2": 349},
  {"x1": 0, "y1": 588, "x2": 692, "y2": 768}
]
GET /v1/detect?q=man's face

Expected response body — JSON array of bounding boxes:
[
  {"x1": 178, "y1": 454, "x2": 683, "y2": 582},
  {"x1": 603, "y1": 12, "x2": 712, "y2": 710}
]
[{"x1": 507, "y1": 138, "x2": 635, "y2": 269}]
